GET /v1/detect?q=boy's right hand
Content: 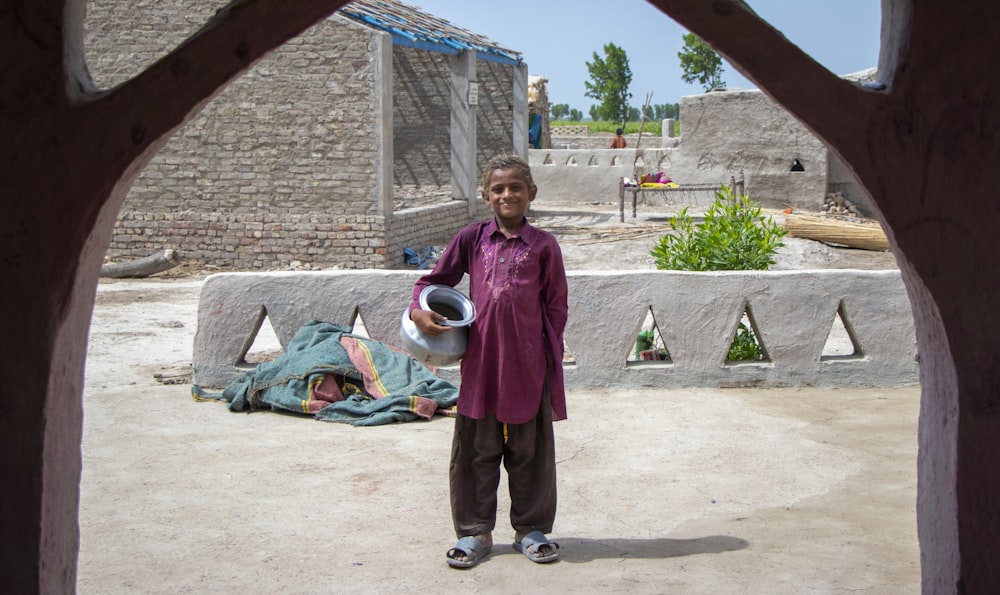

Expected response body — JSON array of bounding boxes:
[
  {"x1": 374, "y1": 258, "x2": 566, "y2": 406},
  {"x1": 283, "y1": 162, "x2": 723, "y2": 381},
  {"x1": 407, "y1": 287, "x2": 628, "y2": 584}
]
[{"x1": 410, "y1": 308, "x2": 452, "y2": 336}]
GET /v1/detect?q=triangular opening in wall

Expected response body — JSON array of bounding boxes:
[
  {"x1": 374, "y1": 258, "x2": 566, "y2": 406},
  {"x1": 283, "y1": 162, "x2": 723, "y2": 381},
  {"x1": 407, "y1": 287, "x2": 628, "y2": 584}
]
[
  {"x1": 565, "y1": 155, "x2": 579, "y2": 166},
  {"x1": 236, "y1": 306, "x2": 283, "y2": 367},
  {"x1": 611, "y1": 155, "x2": 622, "y2": 167},
  {"x1": 626, "y1": 307, "x2": 672, "y2": 366},
  {"x1": 724, "y1": 304, "x2": 770, "y2": 364},
  {"x1": 821, "y1": 301, "x2": 863, "y2": 361},
  {"x1": 350, "y1": 307, "x2": 371, "y2": 338},
  {"x1": 587, "y1": 155, "x2": 599, "y2": 166},
  {"x1": 562, "y1": 339, "x2": 577, "y2": 367},
  {"x1": 542, "y1": 153, "x2": 554, "y2": 165},
  {"x1": 634, "y1": 155, "x2": 646, "y2": 171}
]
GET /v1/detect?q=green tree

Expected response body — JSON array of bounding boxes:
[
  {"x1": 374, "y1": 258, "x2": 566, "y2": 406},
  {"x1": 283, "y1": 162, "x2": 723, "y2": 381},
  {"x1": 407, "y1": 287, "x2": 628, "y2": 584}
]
[
  {"x1": 584, "y1": 42, "x2": 633, "y2": 125},
  {"x1": 678, "y1": 33, "x2": 726, "y2": 91},
  {"x1": 569, "y1": 108, "x2": 583, "y2": 121},
  {"x1": 588, "y1": 105, "x2": 599, "y2": 121},
  {"x1": 653, "y1": 103, "x2": 679, "y2": 120},
  {"x1": 550, "y1": 103, "x2": 569, "y2": 120}
]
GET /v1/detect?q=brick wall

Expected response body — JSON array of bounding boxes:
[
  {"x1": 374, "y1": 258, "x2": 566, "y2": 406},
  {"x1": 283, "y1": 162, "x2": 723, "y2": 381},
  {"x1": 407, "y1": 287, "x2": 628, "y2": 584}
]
[
  {"x1": 112, "y1": 211, "x2": 389, "y2": 270},
  {"x1": 86, "y1": 2, "x2": 520, "y2": 271},
  {"x1": 475, "y1": 61, "x2": 516, "y2": 169},
  {"x1": 385, "y1": 200, "x2": 494, "y2": 268},
  {"x1": 87, "y1": 2, "x2": 386, "y2": 269},
  {"x1": 392, "y1": 47, "x2": 451, "y2": 190},
  {"x1": 391, "y1": 50, "x2": 517, "y2": 195}
]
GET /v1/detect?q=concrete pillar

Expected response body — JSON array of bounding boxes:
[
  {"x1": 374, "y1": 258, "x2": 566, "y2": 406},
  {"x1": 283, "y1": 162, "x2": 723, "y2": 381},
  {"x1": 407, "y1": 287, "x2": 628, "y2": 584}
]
[
  {"x1": 372, "y1": 31, "x2": 393, "y2": 218},
  {"x1": 449, "y1": 50, "x2": 477, "y2": 210},
  {"x1": 664, "y1": 118, "x2": 676, "y2": 139},
  {"x1": 512, "y1": 62, "x2": 529, "y2": 159}
]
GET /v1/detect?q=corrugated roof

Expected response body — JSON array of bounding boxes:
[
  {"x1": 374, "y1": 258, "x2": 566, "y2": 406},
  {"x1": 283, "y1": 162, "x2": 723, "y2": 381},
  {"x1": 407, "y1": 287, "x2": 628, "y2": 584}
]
[{"x1": 339, "y1": 0, "x2": 522, "y2": 65}]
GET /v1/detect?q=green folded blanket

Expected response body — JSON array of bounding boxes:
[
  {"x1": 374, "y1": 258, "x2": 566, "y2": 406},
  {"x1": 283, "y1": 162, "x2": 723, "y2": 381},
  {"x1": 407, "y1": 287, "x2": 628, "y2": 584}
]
[{"x1": 192, "y1": 320, "x2": 458, "y2": 426}]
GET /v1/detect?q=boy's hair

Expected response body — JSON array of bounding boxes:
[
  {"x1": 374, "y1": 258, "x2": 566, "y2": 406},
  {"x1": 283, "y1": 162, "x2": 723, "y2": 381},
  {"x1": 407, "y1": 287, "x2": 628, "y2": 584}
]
[{"x1": 481, "y1": 152, "x2": 535, "y2": 192}]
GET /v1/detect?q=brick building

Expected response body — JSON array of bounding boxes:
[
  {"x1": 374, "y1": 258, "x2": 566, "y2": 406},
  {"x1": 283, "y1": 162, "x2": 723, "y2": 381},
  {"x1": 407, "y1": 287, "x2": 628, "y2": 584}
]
[{"x1": 85, "y1": 0, "x2": 529, "y2": 270}]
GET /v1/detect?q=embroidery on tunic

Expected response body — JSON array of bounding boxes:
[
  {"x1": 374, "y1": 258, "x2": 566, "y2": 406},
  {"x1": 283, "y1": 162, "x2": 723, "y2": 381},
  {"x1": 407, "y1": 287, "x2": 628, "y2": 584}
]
[{"x1": 479, "y1": 235, "x2": 532, "y2": 301}]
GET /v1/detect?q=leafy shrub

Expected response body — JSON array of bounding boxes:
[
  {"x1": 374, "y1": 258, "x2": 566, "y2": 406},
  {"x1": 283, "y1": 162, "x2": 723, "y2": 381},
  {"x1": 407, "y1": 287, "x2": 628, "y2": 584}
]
[
  {"x1": 650, "y1": 184, "x2": 786, "y2": 271},
  {"x1": 650, "y1": 184, "x2": 785, "y2": 360}
]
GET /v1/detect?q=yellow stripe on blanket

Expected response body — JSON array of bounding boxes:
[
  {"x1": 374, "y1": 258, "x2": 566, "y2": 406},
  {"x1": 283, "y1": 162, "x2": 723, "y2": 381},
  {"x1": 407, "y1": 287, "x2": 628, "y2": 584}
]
[
  {"x1": 300, "y1": 375, "x2": 324, "y2": 413},
  {"x1": 354, "y1": 339, "x2": 389, "y2": 397}
]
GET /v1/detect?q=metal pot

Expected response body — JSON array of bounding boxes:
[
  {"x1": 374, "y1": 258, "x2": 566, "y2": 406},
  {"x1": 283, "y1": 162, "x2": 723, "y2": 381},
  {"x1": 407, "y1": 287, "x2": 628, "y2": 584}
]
[{"x1": 399, "y1": 285, "x2": 476, "y2": 367}]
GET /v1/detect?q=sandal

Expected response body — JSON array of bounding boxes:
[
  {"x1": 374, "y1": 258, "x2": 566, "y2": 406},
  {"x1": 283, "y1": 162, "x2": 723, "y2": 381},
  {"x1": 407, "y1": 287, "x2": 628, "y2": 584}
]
[
  {"x1": 513, "y1": 530, "x2": 560, "y2": 563},
  {"x1": 447, "y1": 535, "x2": 492, "y2": 569}
]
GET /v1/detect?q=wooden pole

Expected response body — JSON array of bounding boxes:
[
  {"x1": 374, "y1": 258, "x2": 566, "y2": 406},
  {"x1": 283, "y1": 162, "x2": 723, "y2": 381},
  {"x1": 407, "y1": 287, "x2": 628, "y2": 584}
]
[
  {"x1": 633, "y1": 92, "x2": 653, "y2": 180},
  {"x1": 634, "y1": 91, "x2": 652, "y2": 152}
]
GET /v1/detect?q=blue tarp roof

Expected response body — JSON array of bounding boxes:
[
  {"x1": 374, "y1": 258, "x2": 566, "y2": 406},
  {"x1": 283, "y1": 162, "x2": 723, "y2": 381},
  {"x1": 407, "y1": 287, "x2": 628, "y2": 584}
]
[{"x1": 339, "y1": 0, "x2": 523, "y2": 65}]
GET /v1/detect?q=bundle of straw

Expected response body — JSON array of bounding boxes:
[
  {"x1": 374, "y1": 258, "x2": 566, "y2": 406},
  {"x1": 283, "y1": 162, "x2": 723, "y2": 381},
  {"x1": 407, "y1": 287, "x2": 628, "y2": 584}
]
[{"x1": 783, "y1": 214, "x2": 890, "y2": 251}]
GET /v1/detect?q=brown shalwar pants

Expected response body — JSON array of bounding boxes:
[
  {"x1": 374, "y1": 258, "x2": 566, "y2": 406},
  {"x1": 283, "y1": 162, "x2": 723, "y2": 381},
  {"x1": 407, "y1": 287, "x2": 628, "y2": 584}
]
[{"x1": 449, "y1": 391, "x2": 557, "y2": 538}]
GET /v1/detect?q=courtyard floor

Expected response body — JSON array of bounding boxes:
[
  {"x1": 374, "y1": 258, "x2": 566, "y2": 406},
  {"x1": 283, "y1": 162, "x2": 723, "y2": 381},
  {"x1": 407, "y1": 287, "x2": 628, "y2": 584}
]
[{"x1": 79, "y1": 276, "x2": 919, "y2": 594}]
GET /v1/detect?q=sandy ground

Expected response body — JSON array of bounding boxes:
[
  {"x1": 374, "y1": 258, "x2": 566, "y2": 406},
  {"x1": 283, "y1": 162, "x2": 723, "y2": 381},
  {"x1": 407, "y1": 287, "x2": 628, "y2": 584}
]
[{"x1": 79, "y1": 202, "x2": 916, "y2": 593}]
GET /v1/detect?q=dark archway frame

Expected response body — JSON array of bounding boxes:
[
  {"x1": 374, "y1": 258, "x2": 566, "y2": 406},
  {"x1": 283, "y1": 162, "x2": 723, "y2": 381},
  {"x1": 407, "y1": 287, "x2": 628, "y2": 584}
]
[{"x1": 2, "y1": 0, "x2": 996, "y2": 591}]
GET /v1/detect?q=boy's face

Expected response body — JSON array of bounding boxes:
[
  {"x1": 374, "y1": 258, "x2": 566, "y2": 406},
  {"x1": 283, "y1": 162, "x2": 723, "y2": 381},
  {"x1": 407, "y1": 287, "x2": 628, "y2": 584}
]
[{"x1": 483, "y1": 167, "x2": 537, "y2": 227}]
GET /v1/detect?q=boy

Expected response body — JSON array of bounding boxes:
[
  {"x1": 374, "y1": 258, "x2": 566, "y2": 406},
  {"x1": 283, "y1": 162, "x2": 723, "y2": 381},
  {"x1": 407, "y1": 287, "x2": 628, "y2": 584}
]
[
  {"x1": 611, "y1": 128, "x2": 627, "y2": 148},
  {"x1": 408, "y1": 153, "x2": 569, "y2": 568}
]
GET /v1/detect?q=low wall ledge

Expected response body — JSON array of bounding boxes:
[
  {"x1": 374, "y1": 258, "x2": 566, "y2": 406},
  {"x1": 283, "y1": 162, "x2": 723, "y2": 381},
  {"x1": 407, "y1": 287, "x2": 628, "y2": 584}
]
[{"x1": 192, "y1": 269, "x2": 918, "y2": 390}]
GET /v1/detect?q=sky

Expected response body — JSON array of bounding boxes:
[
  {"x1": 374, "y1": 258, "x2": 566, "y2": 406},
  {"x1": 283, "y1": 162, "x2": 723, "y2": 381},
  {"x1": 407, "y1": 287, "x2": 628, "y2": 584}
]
[{"x1": 409, "y1": 0, "x2": 881, "y2": 116}]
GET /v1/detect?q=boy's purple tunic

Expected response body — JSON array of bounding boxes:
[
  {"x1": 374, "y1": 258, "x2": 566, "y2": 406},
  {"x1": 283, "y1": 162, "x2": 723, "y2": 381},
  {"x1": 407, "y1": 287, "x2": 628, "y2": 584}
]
[{"x1": 410, "y1": 218, "x2": 569, "y2": 425}]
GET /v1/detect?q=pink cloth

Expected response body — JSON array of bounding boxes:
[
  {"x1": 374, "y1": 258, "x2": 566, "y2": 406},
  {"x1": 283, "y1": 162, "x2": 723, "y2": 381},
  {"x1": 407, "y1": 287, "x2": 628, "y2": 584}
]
[
  {"x1": 409, "y1": 218, "x2": 569, "y2": 424},
  {"x1": 306, "y1": 373, "x2": 345, "y2": 413}
]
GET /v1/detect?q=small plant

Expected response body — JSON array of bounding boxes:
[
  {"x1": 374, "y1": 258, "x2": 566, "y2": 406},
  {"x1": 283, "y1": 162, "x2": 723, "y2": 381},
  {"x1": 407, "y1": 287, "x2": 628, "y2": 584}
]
[
  {"x1": 727, "y1": 322, "x2": 760, "y2": 361},
  {"x1": 650, "y1": 184, "x2": 786, "y2": 271},
  {"x1": 635, "y1": 329, "x2": 655, "y2": 357},
  {"x1": 634, "y1": 328, "x2": 671, "y2": 361},
  {"x1": 651, "y1": 184, "x2": 785, "y2": 360}
]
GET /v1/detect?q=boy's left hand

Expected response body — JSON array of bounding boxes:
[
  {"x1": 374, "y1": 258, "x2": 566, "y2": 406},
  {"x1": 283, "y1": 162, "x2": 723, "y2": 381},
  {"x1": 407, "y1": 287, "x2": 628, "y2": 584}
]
[{"x1": 410, "y1": 308, "x2": 451, "y2": 336}]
